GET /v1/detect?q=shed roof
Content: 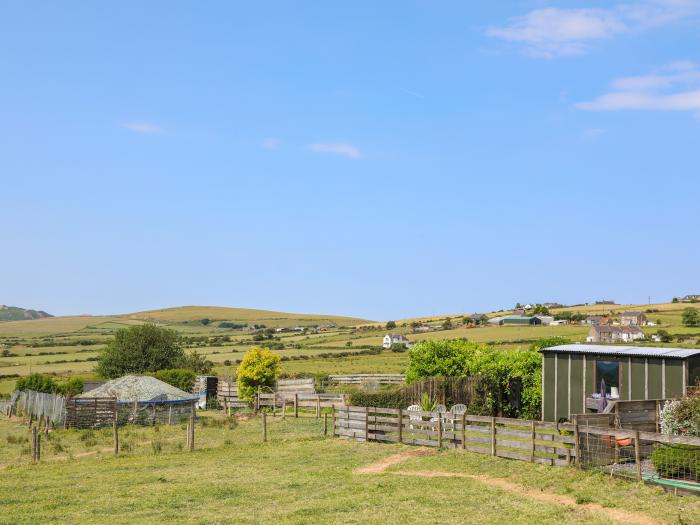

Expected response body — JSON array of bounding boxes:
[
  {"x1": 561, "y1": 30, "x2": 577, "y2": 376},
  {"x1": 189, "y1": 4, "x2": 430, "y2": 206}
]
[
  {"x1": 542, "y1": 343, "x2": 700, "y2": 359},
  {"x1": 75, "y1": 375, "x2": 197, "y2": 403}
]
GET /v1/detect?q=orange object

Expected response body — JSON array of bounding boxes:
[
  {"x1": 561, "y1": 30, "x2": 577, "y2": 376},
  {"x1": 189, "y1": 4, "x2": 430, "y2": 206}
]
[{"x1": 616, "y1": 437, "x2": 633, "y2": 447}]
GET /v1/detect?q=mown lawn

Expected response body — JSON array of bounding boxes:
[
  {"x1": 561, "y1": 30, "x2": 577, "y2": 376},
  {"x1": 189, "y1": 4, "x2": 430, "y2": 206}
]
[{"x1": 1, "y1": 413, "x2": 698, "y2": 525}]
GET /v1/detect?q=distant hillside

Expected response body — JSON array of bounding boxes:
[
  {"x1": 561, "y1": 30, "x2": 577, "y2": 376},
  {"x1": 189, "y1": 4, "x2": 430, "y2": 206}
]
[{"x1": 0, "y1": 305, "x2": 53, "y2": 321}]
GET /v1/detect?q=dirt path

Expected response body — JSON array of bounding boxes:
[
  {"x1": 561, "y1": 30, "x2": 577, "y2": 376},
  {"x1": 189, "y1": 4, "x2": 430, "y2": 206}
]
[{"x1": 355, "y1": 452, "x2": 659, "y2": 525}]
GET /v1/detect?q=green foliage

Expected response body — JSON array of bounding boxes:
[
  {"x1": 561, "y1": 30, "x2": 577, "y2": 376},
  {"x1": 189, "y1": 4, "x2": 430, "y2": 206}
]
[
  {"x1": 237, "y1": 347, "x2": 281, "y2": 402},
  {"x1": 55, "y1": 377, "x2": 84, "y2": 397},
  {"x1": 682, "y1": 307, "x2": 700, "y2": 327},
  {"x1": 348, "y1": 389, "x2": 404, "y2": 408},
  {"x1": 660, "y1": 396, "x2": 700, "y2": 437},
  {"x1": 651, "y1": 445, "x2": 700, "y2": 481},
  {"x1": 390, "y1": 343, "x2": 407, "y2": 353},
  {"x1": 96, "y1": 323, "x2": 184, "y2": 379},
  {"x1": 655, "y1": 330, "x2": 673, "y2": 343},
  {"x1": 442, "y1": 318, "x2": 452, "y2": 329},
  {"x1": 529, "y1": 304, "x2": 550, "y2": 316},
  {"x1": 419, "y1": 393, "x2": 437, "y2": 412},
  {"x1": 180, "y1": 350, "x2": 214, "y2": 374},
  {"x1": 153, "y1": 369, "x2": 196, "y2": 392},
  {"x1": 385, "y1": 321, "x2": 396, "y2": 330},
  {"x1": 15, "y1": 373, "x2": 57, "y2": 393},
  {"x1": 200, "y1": 318, "x2": 211, "y2": 326}
]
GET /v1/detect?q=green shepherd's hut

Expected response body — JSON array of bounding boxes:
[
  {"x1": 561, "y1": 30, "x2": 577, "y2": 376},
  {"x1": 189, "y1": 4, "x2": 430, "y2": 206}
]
[{"x1": 540, "y1": 344, "x2": 700, "y2": 422}]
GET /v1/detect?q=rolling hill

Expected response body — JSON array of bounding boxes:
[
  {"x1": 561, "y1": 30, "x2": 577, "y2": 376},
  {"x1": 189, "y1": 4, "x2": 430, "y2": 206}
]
[{"x1": 0, "y1": 305, "x2": 53, "y2": 322}]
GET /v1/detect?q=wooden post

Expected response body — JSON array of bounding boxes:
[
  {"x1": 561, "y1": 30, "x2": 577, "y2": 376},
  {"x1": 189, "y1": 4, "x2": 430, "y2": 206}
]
[
  {"x1": 574, "y1": 420, "x2": 581, "y2": 468},
  {"x1": 282, "y1": 399, "x2": 287, "y2": 420},
  {"x1": 324, "y1": 413, "x2": 328, "y2": 436},
  {"x1": 364, "y1": 408, "x2": 370, "y2": 442},
  {"x1": 44, "y1": 415, "x2": 49, "y2": 436},
  {"x1": 255, "y1": 389, "x2": 259, "y2": 412},
  {"x1": 437, "y1": 412, "x2": 443, "y2": 449},
  {"x1": 398, "y1": 409, "x2": 403, "y2": 444},
  {"x1": 490, "y1": 417, "x2": 496, "y2": 456},
  {"x1": 189, "y1": 403, "x2": 195, "y2": 451},
  {"x1": 31, "y1": 427, "x2": 37, "y2": 462},
  {"x1": 316, "y1": 395, "x2": 321, "y2": 418},
  {"x1": 461, "y1": 413, "x2": 466, "y2": 450},
  {"x1": 294, "y1": 394, "x2": 298, "y2": 418},
  {"x1": 36, "y1": 433, "x2": 41, "y2": 462},
  {"x1": 530, "y1": 420, "x2": 536, "y2": 462},
  {"x1": 168, "y1": 406, "x2": 173, "y2": 426},
  {"x1": 655, "y1": 400, "x2": 660, "y2": 433},
  {"x1": 113, "y1": 412, "x2": 119, "y2": 456},
  {"x1": 634, "y1": 431, "x2": 642, "y2": 481},
  {"x1": 262, "y1": 412, "x2": 267, "y2": 443},
  {"x1": 272, "y1": 397, "x2": 276, "y2": 418},
  {"x1": 331, "y1": 405, "x2": 336, "y2": 437},
  {"x1": 186, "y1": 421, "x2": 190, "y2": 449}
]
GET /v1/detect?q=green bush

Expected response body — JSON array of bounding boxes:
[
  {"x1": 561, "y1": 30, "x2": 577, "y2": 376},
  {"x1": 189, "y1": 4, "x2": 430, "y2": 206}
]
[
  {"x1": 237, "y1": 347, "x2": 281, "y2": 402},
  {"x1": 153, "y1": 369, "x2": 196, "y2": 393},
  {"x1": 15, "y1": 373, "x2": 58, "y2": 393},
  {"x1": 55, "y1": 377, "x2": 84, "y2": 397},
  {"x1": 651, "y1": 445, "x2": 700, "y2": 481},
  {"x1": 348, "y1": 389, "x2": 404, "y2": 409}
]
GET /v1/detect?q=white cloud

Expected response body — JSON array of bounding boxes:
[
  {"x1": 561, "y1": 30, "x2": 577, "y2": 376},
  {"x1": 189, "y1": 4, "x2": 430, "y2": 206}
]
[
  {"x1": 261, "y1": 137, "x2": 281, "y2": 150},
  {"x1": 123, "y1": 122, "x2": 161, "y2": 134},
  {"x1": 307, "y1": 142, "x2": 361, "y2": 159},
  {"x1": 575, "y1": 61, "x2": 700, "y2": 114},
  {"x1": 487, "y1": 1, "x2": 700, "y2": 58}
]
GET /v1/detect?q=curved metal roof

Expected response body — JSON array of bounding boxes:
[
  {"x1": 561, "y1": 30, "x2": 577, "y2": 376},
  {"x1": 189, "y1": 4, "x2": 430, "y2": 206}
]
[{"x1": 542, "y1": 343, "x2": 700, "y2": 359}]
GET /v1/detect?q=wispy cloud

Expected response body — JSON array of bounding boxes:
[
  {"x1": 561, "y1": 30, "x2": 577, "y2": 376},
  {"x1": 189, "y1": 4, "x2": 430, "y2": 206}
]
[
  {"x1": 575, "y1": 61, "x2": 700, "y2": 115},
  {"x1": 123, "y1": 122, "x2": 161, "y2": 134},
  {"x1": 261, "y1": 137, "x2": 281, "y2": 150},
  {"x1": 487, "y1": 1, "x2": 699, "y2": 58},
  {"x1": 307, "y1": 142, "x2": 361, "y2": 159}
]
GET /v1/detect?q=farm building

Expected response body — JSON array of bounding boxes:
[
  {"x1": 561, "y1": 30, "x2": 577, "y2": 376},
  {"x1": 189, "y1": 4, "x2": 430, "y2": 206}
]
[
  {"x1": 620, "y1": 311, "x2": 647, "y2": 327},
  {"x1": 75, "y1": 375, "x2": 198, "y2": 425},
  {"x1": 586, "y1": 325, "x2": 644, "y2": 343},
  {"x1": 383, "y1": 334, "x2": 411, "y2": 349},
  {"x1": 540, "y1": 344, "x2": 700, "y2": 422},
  {"x1": 499, "y1": 316, "x2": 541, "y2": 326}
]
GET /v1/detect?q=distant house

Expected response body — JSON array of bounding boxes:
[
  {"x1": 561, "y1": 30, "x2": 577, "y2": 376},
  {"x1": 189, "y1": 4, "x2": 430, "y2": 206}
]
[
  {"x1": 512, "y1": 309, "x2": 526, "y2": 316},
  {"x1": 586, "y1": 325, "x2": 644, "y2": 343},
  {"x1": 549, "y1": 319, "x2": 569, "y2": 326},
  {"x1": 488, "y1": 316, "x2": 507, "y2": 325},
  {"x1": 383, "y1": 334, "x2": 411, "y2": 349},
  {"x1": 534, "y1": 315, "x2": 554, "y2": 326},
  {"x1": 413, "y1": 325, "x2": 432, "y2": 333},
  {"x1": 683, "y1": 294, "x2": 700, "y2": 302},
  {"x1": 584, "y1": 316, "x2": 609, "y2": 326},
  {"x1": 620, "y1": 311, "x2": 647, "y2": 327},
  {"x1": 500, "y1": 316, "x2": 542, "y2": 326}
]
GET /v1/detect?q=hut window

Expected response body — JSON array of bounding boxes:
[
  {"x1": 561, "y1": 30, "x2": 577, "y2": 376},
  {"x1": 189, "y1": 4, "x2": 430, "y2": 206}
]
[{"x1": 595, "y1": 360, "x2": 619, "y2": 395}]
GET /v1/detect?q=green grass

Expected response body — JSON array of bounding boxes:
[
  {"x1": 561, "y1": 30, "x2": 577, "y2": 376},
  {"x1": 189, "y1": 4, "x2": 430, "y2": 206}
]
[{"x1": 0, "y1": 413, "x2": 697, "y2": 524}]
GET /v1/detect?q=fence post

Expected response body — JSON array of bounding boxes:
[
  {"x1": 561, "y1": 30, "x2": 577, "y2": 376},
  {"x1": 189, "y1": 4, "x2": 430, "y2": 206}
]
[
  {"x1": 398, "y1": 409, "x2": 403, "y2": 444},
  {"x1": 331, "y1": 405, "x2": 336, "y2": 437},
  {"x1": 189, "y1": 403, "x2": 195, "y2": 451},
  {"x1": 255, "y1": 389, "x2": 259, "y2": 412},
  {"x1": 282, "y1": 399, "x2": 287, "y2": 420},
  {"x1": 634, "y1": 431, "x2": 642, "y2": 481},
  {"x1": 36, "y1": 433, "x2": 41, "y2": 462},
  {"x1": 316, "y1": 395, "x2": 321, "y2": 418},
  {"x1": 574, "y1": 418, "x2": 581, "y2": 469},
  {"x1": 168, "y1": 406, "x2": 173, "y2": 426},
  {"x1": 461, "y1": 413, "x2": 466, "y2": 450},
  {"x1": 113, "y1": 411, "x2": 119, "y2": 456},
  {"x1": 364, "y1": 408, "x2": 369, "y2": 442},
  {"x1": 31, "y1": 427, "x2": 37, "y2": 463},
  {"x1": 294, "y1": 394, "x2": 298, "y2": 418},
  {"x1": 437, "y1": 412, "x2": 443, "y2": 449},
  {"x1": 490, "y1": 417, "x2": 496, "y2": 456},
  {"x1": 324, "y1": 413, "x2": 328, "y2": 436},
  {"x1": 262, "y1": 412, "x2": 267, "y2": 443},
  {"x1": 530, "y1": 420, "x2": 536, "y2": 462}
]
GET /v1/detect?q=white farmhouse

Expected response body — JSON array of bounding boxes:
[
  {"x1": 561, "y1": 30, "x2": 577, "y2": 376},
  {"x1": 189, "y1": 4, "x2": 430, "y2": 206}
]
[{"x1": 383, "y1": 333, "x2": 411, "y2": 349}]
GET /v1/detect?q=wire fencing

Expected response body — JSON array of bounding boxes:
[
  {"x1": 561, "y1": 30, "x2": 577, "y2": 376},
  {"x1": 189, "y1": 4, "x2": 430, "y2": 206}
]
[{"x1": 13, "y1": 390, "x2": 66, "y2": 426}]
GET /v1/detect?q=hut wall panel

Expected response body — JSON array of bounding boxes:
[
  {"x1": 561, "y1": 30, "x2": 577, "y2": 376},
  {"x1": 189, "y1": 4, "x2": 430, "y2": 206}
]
[
  {"x1": 619, "y1": 358, "x2": 629, "y2": 401},
  {"x1": 555, "y1": 354, "x2": 569, "y2": 421},
  {"x1": 647, "y1": 359, "x2": 663, "y2": 399},
  {"x1": 630, "y1": 358, "x2": 646, "y2": 400},
  {"x1": 543, "y1": 353, "x2": 556, "y2": 421},
  {"x1": 664, "y1": 360, "x2": 684, "y2": 397},
  {"x1": 569, "y1": 354, "x2": 584, "y2": 417}
]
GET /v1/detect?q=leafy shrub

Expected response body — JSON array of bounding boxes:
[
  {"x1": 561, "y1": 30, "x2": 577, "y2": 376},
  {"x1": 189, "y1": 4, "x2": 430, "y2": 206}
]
[
  {"x1": 651, "y1": 445, "x2": 700, "y2": 481},
  {"x1": 237, "y1": 347, "x2": 281, "y2": 402},
  {"x1": 153, "y1": 369, "x2": 196, "y2": 393},
  {"x1": 15, "y1": 373, "x2": 57, "y2": 393},
  {"x1": 660, "y1": 396, "x2": 700, "y2": 437},
  {"x1": 96, "y1": 323, "x2": 184, "y2": 378},
  {"x1": 56, "y1": 377, "x2": 84, "y2": 397},
  {"x1": 180, "y1": 350, "x2": 214, "y2": 374},
  {"x1": 390, "y1": 343, "x2": 407, "y2": 353},
  {"x1": 348, "y1": 389, "x2": 404, "y2": 409}
]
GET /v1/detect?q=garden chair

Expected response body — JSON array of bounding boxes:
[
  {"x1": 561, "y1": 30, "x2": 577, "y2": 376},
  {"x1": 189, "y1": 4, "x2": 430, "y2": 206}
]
[{"x1": 406, "y1": 404, "x2": 421, "y2": 429}]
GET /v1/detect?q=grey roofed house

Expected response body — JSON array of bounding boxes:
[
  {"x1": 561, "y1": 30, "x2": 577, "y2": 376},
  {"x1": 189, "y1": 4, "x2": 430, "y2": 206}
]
[{"x1": 76, "y1": 375, "x2": 197, "y2": 403}]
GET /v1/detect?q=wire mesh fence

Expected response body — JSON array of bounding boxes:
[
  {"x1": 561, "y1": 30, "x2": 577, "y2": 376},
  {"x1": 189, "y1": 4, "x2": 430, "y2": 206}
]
[{"x1": 13, "y1": 390, "x2": 66, "y2": 426}]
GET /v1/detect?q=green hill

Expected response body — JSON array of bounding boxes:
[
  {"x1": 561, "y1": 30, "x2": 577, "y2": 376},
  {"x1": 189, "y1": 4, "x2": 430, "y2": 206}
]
[{"x1": 0, "y1": 305, "x2": 53, "y2": 322}]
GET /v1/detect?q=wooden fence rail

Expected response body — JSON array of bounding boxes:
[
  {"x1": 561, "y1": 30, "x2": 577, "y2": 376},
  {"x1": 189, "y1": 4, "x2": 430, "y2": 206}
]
[{"x1": 327, "y1": 374, "x2": 405, "y2": 385}]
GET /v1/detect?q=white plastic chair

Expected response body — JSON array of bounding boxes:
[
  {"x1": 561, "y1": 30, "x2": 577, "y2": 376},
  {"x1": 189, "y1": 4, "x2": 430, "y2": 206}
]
[
  {"x1": 450, "y1": 404, "x2": 467, "y2": 416},
  {"x1": 406, "y1": 404, "x2": 421, "y2": 429}
]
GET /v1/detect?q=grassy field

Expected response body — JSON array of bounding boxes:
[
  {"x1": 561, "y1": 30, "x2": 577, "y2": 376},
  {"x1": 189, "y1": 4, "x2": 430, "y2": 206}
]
[{"x1": 0, "y1": 412, "x2": 697, "y2": 524}]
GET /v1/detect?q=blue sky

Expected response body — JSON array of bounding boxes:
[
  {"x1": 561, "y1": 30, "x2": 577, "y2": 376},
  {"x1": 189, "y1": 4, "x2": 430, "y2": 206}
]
[{"x1": 2, "y1": 1, "x2": 699, "y2": 320}]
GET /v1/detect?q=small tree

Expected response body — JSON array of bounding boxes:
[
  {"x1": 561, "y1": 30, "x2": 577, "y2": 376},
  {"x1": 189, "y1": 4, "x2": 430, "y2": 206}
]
[
  {"x1": 153, "y1": 369, "x2": 197, "y2": 392},
  {"x1": 656, "y1": 330, "x2": 673, "y2": 343},
  {"x1": 237, "y1": 347, "x2": 281, "y2": 402},
  {"x1": 181, "y1": 350, "x2": 214, "y2": 374},
  {"x1": 442, "y1": 318, "x2": 452, "y2": 329},
  {"x1": 386, "y1": 320, "x2": 397, "y2": 330},
  {"x1": 96, "y1": 323, "x2": 184, "y2": 379},
  {"x1": 15, "y1": 373, "x2": 57, "y2": 393},
  {"x1": 390, "y1": 342, "x2": 407, "y2": 353},
  {"x1": 682, "y1": 308, "x2": 700, "y2": 327}
]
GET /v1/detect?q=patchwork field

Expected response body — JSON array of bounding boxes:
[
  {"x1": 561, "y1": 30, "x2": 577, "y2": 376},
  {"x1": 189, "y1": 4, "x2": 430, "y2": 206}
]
[
  {"x1": 2, "y1": 303, "x2": 700, "y2": 397},
  {"x1": 0, "y1": 412, "x2": 697, "y2": 524}
]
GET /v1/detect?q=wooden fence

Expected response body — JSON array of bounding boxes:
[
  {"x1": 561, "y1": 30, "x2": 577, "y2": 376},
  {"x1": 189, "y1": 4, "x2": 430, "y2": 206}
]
[
  {"x1": 333, "y1": 406, "x2": 576, "y2": 467},
  {"x1": 64, "y1": 398, "x2": 117, "y2": 429},
  {"x1": 217, "y1": 381, "x2": 248, "y2": 409},
  {"x1": 399, "y1": 377, "x2": 481, "y2": 407},
  {"x1": 327, "y1": 374, "x2": 405, "y2": 385},
  {"x1": 257, "y1": 392, "x2": 347, "y2": 412},
  {"x1": 276, "y1": 378, "x2": 316, "y2": 394}
]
